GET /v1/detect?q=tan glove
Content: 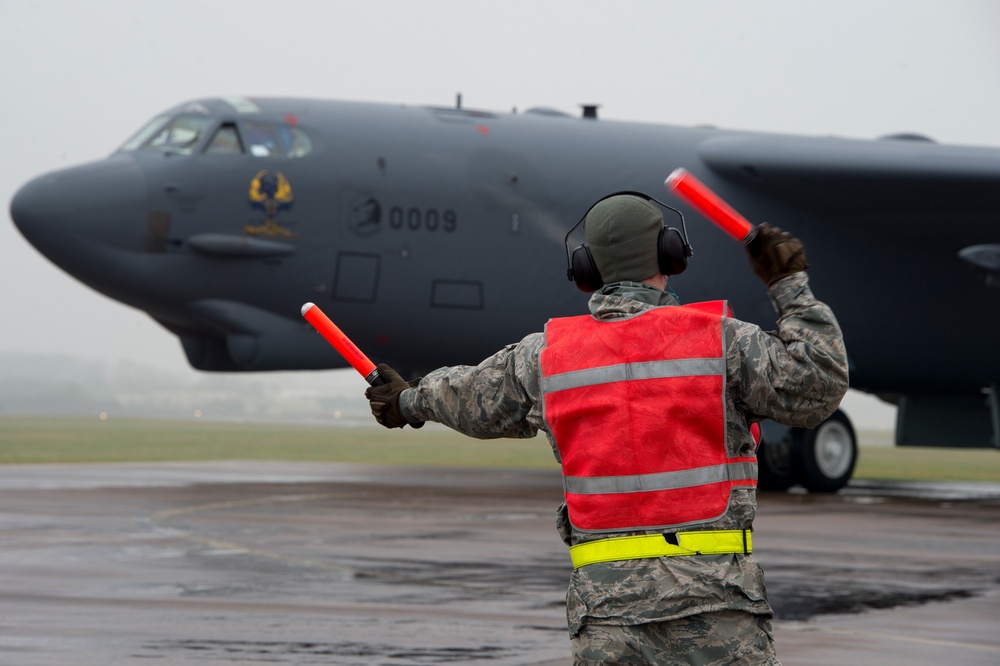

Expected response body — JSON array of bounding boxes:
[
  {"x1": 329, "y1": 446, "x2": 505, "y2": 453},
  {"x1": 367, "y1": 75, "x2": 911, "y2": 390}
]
[
  {"x1": 745, "y1": 223, "x2": 809, "y2": 285},
  {"x1": 365, "y1": 364, "x2": 423, "y2": 429}
]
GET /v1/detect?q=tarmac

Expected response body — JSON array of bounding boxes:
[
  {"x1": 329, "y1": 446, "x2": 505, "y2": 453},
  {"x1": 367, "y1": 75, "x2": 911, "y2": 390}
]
[{"x1": 0, "y1": 461, "x2": 998, "y2": 665}]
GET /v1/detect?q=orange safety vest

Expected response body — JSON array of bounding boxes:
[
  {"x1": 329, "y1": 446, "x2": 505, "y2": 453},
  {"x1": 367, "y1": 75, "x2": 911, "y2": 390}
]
[{"x1": 540, "y1": 301, "x2": 757, "y2": 533}]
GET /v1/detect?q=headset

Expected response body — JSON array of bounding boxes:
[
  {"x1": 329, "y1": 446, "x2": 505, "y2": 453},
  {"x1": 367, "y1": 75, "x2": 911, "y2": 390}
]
[{"x1": 564, "y1": 191, "x2": 693, "y2": 292}]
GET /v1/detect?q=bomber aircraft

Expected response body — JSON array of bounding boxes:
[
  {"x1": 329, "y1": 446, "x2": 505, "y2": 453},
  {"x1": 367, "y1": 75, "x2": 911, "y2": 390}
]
[{"x1": 9, "y1": 96, "x2": 1000, "y2": 492}]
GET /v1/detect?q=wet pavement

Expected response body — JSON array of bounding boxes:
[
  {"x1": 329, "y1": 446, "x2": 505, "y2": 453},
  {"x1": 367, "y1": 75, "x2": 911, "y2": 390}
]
[{"x1": 0, "y1": 461, "x2": 997, "y2": 665}]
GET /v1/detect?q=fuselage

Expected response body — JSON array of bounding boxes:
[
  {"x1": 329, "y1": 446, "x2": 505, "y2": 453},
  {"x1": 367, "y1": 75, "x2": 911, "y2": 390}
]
[{"x1": 10, "y1": 97, "x2": 1000, "y2": 403}]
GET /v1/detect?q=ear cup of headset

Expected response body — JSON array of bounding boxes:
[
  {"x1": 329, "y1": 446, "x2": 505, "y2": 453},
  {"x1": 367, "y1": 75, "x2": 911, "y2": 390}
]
[
  {"x1": 570, "y1": 243, "x2": 604, "y2": 292},
  {"x1": 658, "y1": 226, "x2": 688, "y2": 276}
]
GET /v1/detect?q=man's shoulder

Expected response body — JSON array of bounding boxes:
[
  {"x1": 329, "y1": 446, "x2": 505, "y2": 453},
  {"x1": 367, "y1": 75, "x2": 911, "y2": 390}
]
[{"x1": 512, "y1": 331, "x2": 546, "y2": 363}]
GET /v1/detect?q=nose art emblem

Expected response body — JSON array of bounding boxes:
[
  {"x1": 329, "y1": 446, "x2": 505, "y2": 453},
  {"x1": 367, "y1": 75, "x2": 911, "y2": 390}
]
[{"x1": 245, "y1": 170, "x2": 295, "y2": 237}]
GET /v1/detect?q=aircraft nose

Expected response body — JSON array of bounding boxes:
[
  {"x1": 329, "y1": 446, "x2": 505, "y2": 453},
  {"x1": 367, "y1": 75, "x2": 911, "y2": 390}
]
[{"x1": 10, "y1": 155, "x2": 148, "y2": 273}]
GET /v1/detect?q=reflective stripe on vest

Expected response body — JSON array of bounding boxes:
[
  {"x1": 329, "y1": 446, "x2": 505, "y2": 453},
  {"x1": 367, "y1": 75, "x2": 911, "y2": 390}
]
[
  {"x1": 541, "y1": 358, "x2": 725, "y2": 394},
  {"x1": 540, "y1": 301, "x2": 756, "y2": 533},
  {"x1": 563, "y1": 460, "x2": 757, "y2": 495}
]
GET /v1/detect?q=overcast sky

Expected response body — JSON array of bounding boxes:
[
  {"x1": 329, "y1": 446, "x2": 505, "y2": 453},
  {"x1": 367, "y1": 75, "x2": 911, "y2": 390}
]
[{"x1": 3, "y1": 0, "x2": 999, "y2": 429}]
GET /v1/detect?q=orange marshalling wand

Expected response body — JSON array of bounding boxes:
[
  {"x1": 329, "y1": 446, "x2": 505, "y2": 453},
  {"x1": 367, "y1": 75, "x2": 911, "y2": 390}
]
[
  {"x1": 665, "y1": 168, "x2": 756, "y2": 243},
  {"x1": 301, "y1": 302, "x2": 384, "y2": 386}
]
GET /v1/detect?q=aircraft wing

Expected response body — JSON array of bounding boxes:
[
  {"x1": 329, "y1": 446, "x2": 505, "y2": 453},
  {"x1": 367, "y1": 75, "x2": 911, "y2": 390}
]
[{"x1": 699, "y1": 133, "x2": 1000, "y2": 217}]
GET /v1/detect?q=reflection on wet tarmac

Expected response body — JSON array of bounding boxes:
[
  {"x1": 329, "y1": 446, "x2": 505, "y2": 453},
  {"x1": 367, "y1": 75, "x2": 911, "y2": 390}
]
[
  {"x1": 145, "y1": 639, "x2": 513, "y2": 663},
  {"x1": 842, "y1": 479, "x2": 1000, "y2": 502}
]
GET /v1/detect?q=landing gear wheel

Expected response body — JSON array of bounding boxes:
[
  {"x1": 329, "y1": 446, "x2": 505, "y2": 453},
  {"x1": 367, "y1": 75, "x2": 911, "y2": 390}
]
[
  {"x1": 795, "y1": 410, "x2": 857, "y2": 493},
  {"x1": 757, "y1": 430, "x2": 798, "y2": 491}
]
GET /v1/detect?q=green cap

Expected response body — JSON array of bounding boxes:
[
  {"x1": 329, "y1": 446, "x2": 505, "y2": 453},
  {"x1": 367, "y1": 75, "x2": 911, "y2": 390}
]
[{"x1": 585, "y1": 194, "x2": 663, "y2": 284}]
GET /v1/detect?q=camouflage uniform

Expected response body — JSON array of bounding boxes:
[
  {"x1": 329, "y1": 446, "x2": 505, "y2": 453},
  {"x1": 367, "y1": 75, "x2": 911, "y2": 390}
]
[{"x1": 402, "y1": 272, "x2": 849, "y2": 665}]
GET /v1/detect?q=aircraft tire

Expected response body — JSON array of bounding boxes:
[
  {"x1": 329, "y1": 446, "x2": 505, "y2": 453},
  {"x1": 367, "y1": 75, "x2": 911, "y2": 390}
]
[
  {"x1": 794, "y1": 410, "x2": 857, "y2": 493},
  {"x1": 756, "y1": 429, "x2": 798, "y2": 491}
]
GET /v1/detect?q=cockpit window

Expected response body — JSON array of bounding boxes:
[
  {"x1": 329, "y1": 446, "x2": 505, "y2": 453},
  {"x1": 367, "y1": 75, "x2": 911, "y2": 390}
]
[
  {"x1": 205, "y1": 124, "x2": 243, "y2": 155},
  {"x1": 119, "y1": 114, "x2": 213, "y2": 154},
  {"x1": 119, "y1": 115, "x2": 170, "y2": 152},
  {"x1": 120, "y1": 114, "x2": 313, "y2": 158},
  {"x1": 283, "y1": 125, "x2": 313, "y2": 157},
  {"x1": 242, "y1": 120, "x2": 313, "y2": 158}
]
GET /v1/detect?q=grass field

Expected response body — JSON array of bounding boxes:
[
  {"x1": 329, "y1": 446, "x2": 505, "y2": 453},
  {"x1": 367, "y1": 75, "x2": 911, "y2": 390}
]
[
  {"x1": 0, "y1": 417, "x2": 997, "y2": 482},
  {"x1": 0, "y1": 417, "x2": 561, "y2": 469}
]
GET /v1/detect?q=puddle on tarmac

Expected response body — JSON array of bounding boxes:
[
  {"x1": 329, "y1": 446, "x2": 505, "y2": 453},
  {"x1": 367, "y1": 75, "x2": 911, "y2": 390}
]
[
  {"x1": 142, "y1": 639, "x2": 512, "y2": 664},
  {"x1": 767, "y1": 583, "x2": 973, "y2": 621}
]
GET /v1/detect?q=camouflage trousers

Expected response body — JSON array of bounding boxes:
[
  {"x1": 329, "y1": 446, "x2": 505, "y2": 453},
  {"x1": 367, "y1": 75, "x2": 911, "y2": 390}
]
[{"x1": 570, "y1": 610, "x2": 779, "y2": 665}]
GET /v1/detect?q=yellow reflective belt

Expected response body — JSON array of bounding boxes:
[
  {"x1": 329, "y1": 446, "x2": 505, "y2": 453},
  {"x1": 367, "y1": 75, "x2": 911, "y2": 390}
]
[{"x1": 569, "y1": 530, "x2": 752, "y2": 569}]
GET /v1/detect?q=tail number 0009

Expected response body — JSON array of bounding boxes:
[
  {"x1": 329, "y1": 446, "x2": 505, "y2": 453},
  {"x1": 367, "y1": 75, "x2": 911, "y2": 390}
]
[{"x1": 388, "y1": 207, "x2": 457, "y2": 233}]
